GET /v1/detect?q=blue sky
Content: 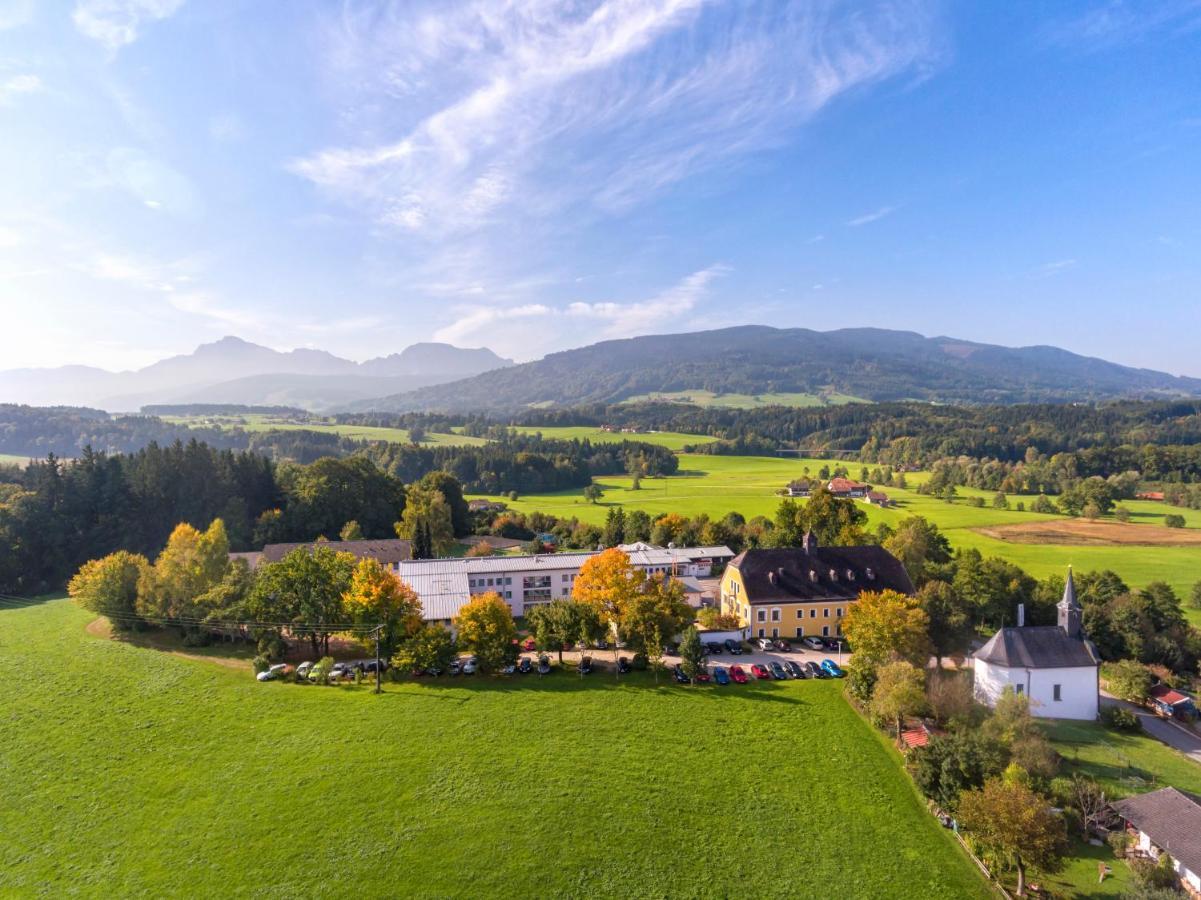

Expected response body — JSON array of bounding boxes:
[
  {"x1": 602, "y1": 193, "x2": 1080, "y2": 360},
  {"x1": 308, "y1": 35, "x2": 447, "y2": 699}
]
[{"x1": 1, "y1": 1, "x2": 1200, "y2": 375}]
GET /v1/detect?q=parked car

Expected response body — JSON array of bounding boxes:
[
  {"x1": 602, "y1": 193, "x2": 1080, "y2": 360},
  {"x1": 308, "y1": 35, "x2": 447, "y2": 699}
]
[
  {"x1": 425, "y1": 666, "x2": 443, "y2": 677},
  {"x1": 713, "y1": 666, "x2": 730, "y2": 685},
  {"x1": 723, "y1": 639, "x2": 743, "y2": 655},
  {"x1": 295, "y1": 661, "x2": 314, "y2": 679},
  {"x1": 729, "y1": 665, "x2": 749, "y2": 684},
  {"x1": 756, "y1": 637, "x2": 774, "y2": 651},
  {"x1": 360, "y1": 659, "x2": 388, "y2": 675},
  {"x1": 784, "y1": 660, "x2": 805, "y2": 679},
  {"x1": 501, "y1": 663, "x2": 517, "y2": 675},
  {"x1": 256, "y1": 663, "x2": 289, "y2": 682},
  {"x1": 694, "y1": 669, "x2": 712, "y2": 683},
  {"x1": 595, "y1": 639, "x2": 609, "y2": 650},
  {"x1": 522, "y1": 637, "x2": 537, "y2": 651},
  {"x1": 448, "y1": 661, "x2": 462, "y2": 676},
  {"x1": 805, "y1": 661, "x2": 827, "y2": 679},
  {"x1": 462, "y1": 656, "x2": 478, "y2": 675},
  {"x1": 664, "y1": 642, "x2": 680, "y2": 656},
  {"x1": 518, "y1": 657, "x2": 532, "y2": 674},
  {"x1": 802, "y1": 636, "x2": 825, "y2": 651},
  {"x1": 706, "y1": 642, "x2": 723, "y2": 656},
  {"x1": 671, "y1": 664, "x2": 691, "y2": 684},
  {"x1": 768, "y1": 661, "x2": 788, "y2": 680},
  {"x1": 537, "y1": 655, "x2": 551, "y2": 676},
  {"x1": 331, "y1": 662, "x2": 355, "y2": 680},
  {"x1": 772, "y1": 639, "x2": 793, "y2": 652},
  {"x1": 821, "y1": 659, "x2": 845, "y2": 678},
  {"x1": 617, "y1": 656, "x2": 632, "y2": 674},
  {"x1": 750, "y1": 664, "x2": 770, "y2": 680},
  {"x1": 579, "y1": 656, "x2": 594, "y2": 675}
]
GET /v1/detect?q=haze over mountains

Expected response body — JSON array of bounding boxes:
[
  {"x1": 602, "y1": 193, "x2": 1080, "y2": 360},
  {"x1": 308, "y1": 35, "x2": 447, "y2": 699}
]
[
  {"x1": 0, "y1": 337, "x2": 513, "y2": 411},
  {"x1": 350, "y1": 326, "x2": 1201, "y2": 413}
]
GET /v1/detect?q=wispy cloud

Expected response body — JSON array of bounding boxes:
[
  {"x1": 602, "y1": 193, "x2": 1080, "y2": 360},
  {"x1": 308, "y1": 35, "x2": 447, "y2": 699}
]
[
  {"x1": 1041, "y1": 1, "x2": 1201, "y2": 52},
  {"x1": 293, "y1": 1, "x2": 942, "y2": 237},
  {"x1": 73, "y1": 0, "x2": 184, "y2": 51},
  {"x1": 0, "y1": 0, "x2": 34, "y2": 30},
  {"x1": 433, "y1": 264, "x2": 728, "y2": 353},
  {"x1": 0, "y1": 73, "x2": 42, "y2": 105},
  {"x1": 1031, "y1": 258, "x2": 1077, "y2": 279},
  {"x1": 846, "y1": 205, "x2": 897, "y2": 227}
]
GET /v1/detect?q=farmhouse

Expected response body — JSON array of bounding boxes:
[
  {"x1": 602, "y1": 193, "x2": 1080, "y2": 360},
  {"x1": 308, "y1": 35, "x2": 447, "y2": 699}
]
[
  {"x1": 972, "y1": 569, "x2": 1100, "y2": 720},
  {"x1": 785, "y1": 478, "x2": 812, "y2": 497},
  {"x1": 827, "y1": 477, "x2": 871, "y2": 499},
  {"x1": 865, "y1": 490, "x2": 892, "y2": 507},
  {"x1": 719, "y1": 533, "x2": 914, "y2": 640},
  {"x1": 1112, "y1": 787, "x2": 1201, "y2": 896},
  {"x1": 233, "y1": 538, "x2": 412, "y2": 572}
]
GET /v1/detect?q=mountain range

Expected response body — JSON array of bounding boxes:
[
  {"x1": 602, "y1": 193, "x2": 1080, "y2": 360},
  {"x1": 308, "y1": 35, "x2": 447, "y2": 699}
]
[
  {"x1": 0, "y1": 338, "x2": 513, "y2": 411},
  {"x1": 347, "y1": 325, "x2": 1201, "y2": 412}
]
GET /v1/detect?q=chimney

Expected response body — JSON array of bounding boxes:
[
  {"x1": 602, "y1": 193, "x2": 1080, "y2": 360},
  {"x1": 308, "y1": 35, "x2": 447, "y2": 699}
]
[{"x1": 1017, "y1": 604, "x2": 1025, "y2": 628}]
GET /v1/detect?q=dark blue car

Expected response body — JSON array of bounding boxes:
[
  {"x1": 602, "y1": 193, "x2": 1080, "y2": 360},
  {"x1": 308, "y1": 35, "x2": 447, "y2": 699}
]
[{"x1": 713, "y1": 666, "x2": 730, "y2": 685}]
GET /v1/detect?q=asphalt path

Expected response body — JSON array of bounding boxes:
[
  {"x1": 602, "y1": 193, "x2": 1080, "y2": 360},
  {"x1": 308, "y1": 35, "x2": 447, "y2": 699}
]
[{"x1": 1101, "y1": 692, "x2": 1201, "y2": 763}]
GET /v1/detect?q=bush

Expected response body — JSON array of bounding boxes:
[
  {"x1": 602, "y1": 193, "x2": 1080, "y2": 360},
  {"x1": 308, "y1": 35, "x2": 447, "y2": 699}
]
[
  {"x1": 631, "y1": 652, "x2": 649, "y2": 671},
  {"x1": 1164, "y1": 514, "x2": 1186, "y2": 528},
  {"x1": 1106, "y1": 830, "x2": 1130, "y2": 857},
  {"x1": 256, "y1": 632, "x2": 287, "y2": 660},
  {"x1": 1114, "y1": 507, "x2": 1132, "y2": 523},
  {"x1": 310, "y1": 656, "x2": 335, "y2": 685},
  {"x1": 1100, "y1": 705, "x2": 1142, "y2": 732},
  {"x1": 252, "y1": 654, "x2": 270, "y2": 675}
]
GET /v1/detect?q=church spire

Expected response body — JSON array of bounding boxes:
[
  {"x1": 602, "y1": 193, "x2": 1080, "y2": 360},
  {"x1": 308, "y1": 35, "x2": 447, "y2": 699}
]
[{"x1": 1058, "y1": 566, "x2": 1082, "y2": 639}]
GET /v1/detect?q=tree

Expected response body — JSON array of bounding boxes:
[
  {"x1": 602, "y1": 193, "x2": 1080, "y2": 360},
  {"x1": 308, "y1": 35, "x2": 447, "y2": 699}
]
[
  {"x1": 1068, "y1": 774, "x2": 1109, "y2": 840},
  {"x1": 908, "y1": 732, "x2": 1008, "y2": 811},
  {"x1": 992, "y1": 492, "x2": 1009, "y2": 510},
  {"x1": 453, "y1": 592, "x2": 517, "y2": 673},
  {"x1": 583, "y1": 483, "x2": 603, "y2": 504},
  {"x1": 697, "y1": 606, "x2": 741, "y2": 630},
  {"x1": 957, "y1": 776, "x2": 1068, "y2": 896},
  {"x1": 679, "y1": 625, "x2": 706, "y2": 683},
  {"x1": 527, "y1": 599, "x2": 586, "y2": 664},
  {"x1": 601, "y1": 507, "x2": 626, "y2": 547},
  {"x1": 279, "y1": 456, "x2": 405, "y2": 540},
  {"x1": 883, "y1": 516, "x2": 951, "y2": 585},
  {"x1": 870, "y1": 661, "x2": 927, "y2": 741},
  {"x1": 137, "y1": 519, "x2": 231, "y2": 623},
  {"x1": 248, "y1": 546, "x2": 355, "y2": 656},
  {"x1": 1190, "y1": 580, "x2": 1201, "y2": 611},
  {"x1": 572, "y1": 548, "x2": 643, "y2": 626},
  {"x1": 342, "y1": 557, "x2": 423, "y2": 657},
  {"x1": 841, "y1": 589, "x2": 932, "y2": 670},
  {"x1": 772, "y1": 487, "x2": 869, "y2": 548},
  {"x1": 395, "y1": 486, "x2": 455, "y2": 556},
  {"x1": 621, "y1": 576, "x2": 691, "y2": 656},
  {"x1": 1105, "y1": 659, "x2": 1153, "y2": 702},
  {"x1": 416, "y1": 471, "x2": 471, "y2": 537},
  {"x1": 408, "y1": 424, "x2": 427, "y2": 444},
  {"x1": 68, "y1": 550, "x2": 150, "y2": 628},
  {"x1": 644, "y1": 624, "x2": 665, "y2": 684},
  {"x1": 339, "y1": 520, "x2": 364, "y2": 541},
  {"x1": 917, "y1": 580, "x2": 974, "y2": 666},
  {"x1": 394, "y1": 623, "x2": 456, "y2": 674}
]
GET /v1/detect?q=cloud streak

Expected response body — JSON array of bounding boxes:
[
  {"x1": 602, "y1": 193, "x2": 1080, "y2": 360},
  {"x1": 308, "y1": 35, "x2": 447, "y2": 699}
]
[
  {"x1": 846, "y1": 205, "x2": 897, "y2": 227},
  {"x1": 73, "y1": 0, "x2": 184, "y2": 51},
  {"x1": 0, "y1": 73, "x2": 42, "y2": 105},
  {"x1": 293, "y1": 1, "x2": 942, "y2": 238}
]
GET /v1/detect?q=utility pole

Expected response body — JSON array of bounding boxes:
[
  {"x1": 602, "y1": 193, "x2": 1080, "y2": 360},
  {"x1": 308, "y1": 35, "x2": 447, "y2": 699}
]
[{"x1": 373, "y1": 624, "x2": 383, "y2": 695}]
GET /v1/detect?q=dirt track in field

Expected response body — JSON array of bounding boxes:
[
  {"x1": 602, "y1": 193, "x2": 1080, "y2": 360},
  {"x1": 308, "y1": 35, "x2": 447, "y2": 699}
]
[{"x1": 974, "y1": 519, "x2": 1201, "y2": 547}]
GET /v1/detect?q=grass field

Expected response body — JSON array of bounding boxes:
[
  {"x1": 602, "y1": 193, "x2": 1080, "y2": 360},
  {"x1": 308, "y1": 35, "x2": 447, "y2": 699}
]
[
  {"x1": 507, "y1": 425, "x2": 715, "y2": 451},
  {"x1": 165, "y1": 414, "x2": 487, "y2": 447},
  {"x1": 618, "y1": 390, "x2": 867, "y2": 408},
  {"x1": 1047, "y1": 718, "x2": 1201, "y2": 798},
  {"x1": 0, "y1": 597, "x2": 990, "y2": 898},
  {"x1": 0, "y1": 453, "x2": 32, "y2": 467},
  {"x1": 468, "y1": 454, "x2": 1201, "y2": 606}
]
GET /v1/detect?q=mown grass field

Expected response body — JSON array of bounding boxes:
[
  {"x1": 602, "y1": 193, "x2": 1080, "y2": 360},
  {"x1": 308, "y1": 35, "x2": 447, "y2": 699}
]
[
  {"x1": 0, "y1": 598, "x2": 989, "y2": 899},
  {"x1": 166, "y1": 414, "x2": 487, "y2": 446},
  {"x1": 617, "y1": 390, "x2": 866, "y2": 408},
  {"x1": 1047, "y1": 718, "x2": 1201, "y2": 798},
  {"x1": 505, "y1": 424, "x2": 714, "y2": 451},
  {"x1": 468, "y1": 453, "x2": 1201, "y2": 608}
]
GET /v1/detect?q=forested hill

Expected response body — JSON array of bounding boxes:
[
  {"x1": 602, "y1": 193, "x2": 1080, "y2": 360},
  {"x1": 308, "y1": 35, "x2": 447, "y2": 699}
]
[{"x1": 351, "y1": 326, "x2": 1201, "y2": 413}]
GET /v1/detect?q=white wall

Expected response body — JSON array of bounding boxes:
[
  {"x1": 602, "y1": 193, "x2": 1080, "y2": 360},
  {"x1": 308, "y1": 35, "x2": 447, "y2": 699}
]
[{"x1": 973, "y1": 659, "x2": 1098, "y2": 720}]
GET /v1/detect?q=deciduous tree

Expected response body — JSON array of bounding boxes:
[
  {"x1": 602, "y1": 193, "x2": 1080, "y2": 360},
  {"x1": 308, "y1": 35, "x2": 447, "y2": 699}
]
[
  {"x1": 453, "y1": 592, "x2": 517, "y2": 673},
  {"x1": 394, "y1": 623, "x2": 456, "y2": 674},
  {"x1": 343, "y1": 557, "x2": 422, "y2": 657},
  {"x1": 68, "y1": 550, "x2": 150, "y2": 628},
  {"x1": 870, "y1": 660, "x2": 927, "y2": 741},
  {"x1": 679, "y1": 625, "x2": 706, "y2": 683},
  {"x1": 248, "y1": 545, "x2": 355, "y2": 656},
  {"x1": 841, "y1": 589, "x2": 932, "y2": 670}
]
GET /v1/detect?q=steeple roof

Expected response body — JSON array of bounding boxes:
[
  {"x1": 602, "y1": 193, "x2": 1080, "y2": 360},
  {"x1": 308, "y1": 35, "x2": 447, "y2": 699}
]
[{"x1": 1059, "y1": 566, "x2": 1080, "y2": 610}]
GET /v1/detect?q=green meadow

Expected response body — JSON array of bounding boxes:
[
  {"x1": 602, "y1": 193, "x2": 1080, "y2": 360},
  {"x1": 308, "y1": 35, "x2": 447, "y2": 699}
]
[
  {"x1": 0, "y1": 598, "x2": 988, "y2": 899},
  {"x1": 507, "y1": 424, "x2": 713, "y2": 451},
  {"x1": 468, "y1": 452, "x2": 1201, "y2": 607},
  {"x1": 0, "y1": 453, "x2": 32, "y2": 467},
  {"x1": 617, "y1": 390, "x2": 867, "y2": 408},
  {"x1": 166, "y1": 414, "x2": 487, "y2": 446}
]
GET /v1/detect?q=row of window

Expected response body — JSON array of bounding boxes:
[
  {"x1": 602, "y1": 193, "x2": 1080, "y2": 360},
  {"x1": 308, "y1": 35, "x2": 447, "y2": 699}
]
[
  {"x1": 1012, "y1": 683, "x2": 1064, "y2": 702},
  {"x1": 756, "y1": 606, "x2": 843, "y2": 622},
  {"x1": 756, "y1": 625, "x2": 843, "y2": 638}
]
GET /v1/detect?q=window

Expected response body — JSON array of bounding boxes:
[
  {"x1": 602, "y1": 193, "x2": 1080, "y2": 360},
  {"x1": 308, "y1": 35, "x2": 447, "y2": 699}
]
[
  {"x1": 1053, "y1": 684, "x2": 1062, "y2": 702},
  {"x1": 757, "y1": 628, "x2": 765, "y2": 638},
  {"x1": 796, "y1": 609, "x2": 804, "y2": 619},
  {"x1": 809, "y1": 609, "x2": 816, "y2": 619},
  {"x1": 821, "y1": 625, "x2": 829, "y2": 636},
  {"x1": 771, "y1": 628, "x2": 779, "y2": 638},
  {"x1": 836, "y1": 607, "x2": 843, "y2": 618},
  {"x1": 795, "y1": 627, "x2": 804, "y2": 638},
  {"x1": 1014, "y1": 684, "x2": 1024, "y2": 696},
  {"x1": 757, "y1": 609, "x2": 766, "y2": 623},
  {"x1": 523, "y1": 575, "x2": 551, "y2": 590},
  {"x1": 823, "y1": 608, "x2": 829, "y2": 618},
  {"x1": 770, "y1": 608, "x2": 781, "y2": 622}
]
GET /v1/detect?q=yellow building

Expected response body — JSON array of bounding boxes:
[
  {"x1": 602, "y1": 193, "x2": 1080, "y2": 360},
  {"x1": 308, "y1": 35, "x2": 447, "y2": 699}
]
[{"x1": 720, "y1": 534, "x2": 914, "y2": 640}]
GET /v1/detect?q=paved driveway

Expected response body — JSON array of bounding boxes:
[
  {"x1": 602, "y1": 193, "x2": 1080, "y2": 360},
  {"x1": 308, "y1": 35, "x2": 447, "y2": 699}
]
[{"x1": 1101, "y1": 692, "x2": 1201, "y2": 764}]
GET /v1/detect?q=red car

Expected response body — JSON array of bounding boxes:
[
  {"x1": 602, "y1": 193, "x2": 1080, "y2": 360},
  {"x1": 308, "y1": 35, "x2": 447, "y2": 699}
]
[
  {"x1": 522, "y1": 637, "x2": 537, "y2": 651},
  {"x1": 694, "y1": 670, "x2": 712, "y2": 683},
  {"x1": 751, "y1": 664, "x2": 771, "y2": 680},
  {"x1": 729, "y1": 665, "x2": 748, "y2": 684}
]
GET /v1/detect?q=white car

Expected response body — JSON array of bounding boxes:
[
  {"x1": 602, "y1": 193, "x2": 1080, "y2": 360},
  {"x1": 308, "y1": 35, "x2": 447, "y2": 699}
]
[
  {"x1": 256, "y1": 663, "x2": 289, "y2": 682},
  {"x1": 295, "y1": 661, "x2": 314, "y2": 679},
  {"x1": 462, "y1": 657, "x2": 478, "y2": 675},
  {"x1": 757, "y1": 637, "x2": 775, "y2": 650}
]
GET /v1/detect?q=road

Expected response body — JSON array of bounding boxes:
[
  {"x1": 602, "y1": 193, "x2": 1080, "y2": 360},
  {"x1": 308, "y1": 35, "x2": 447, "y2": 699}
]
[{"x1": 1101, "y1": 692, "x2": 1201, "y2": 763}]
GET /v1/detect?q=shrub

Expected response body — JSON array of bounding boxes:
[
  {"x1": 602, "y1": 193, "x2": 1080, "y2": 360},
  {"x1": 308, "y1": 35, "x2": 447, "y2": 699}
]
[
  {"x1": 310, "y1": 656, "x2": 335, "y2": 685},
  {"x1": 1106, "y1": 830, "x2": 1130, "y2": 857},
  {"x1": 252, "y1": 654, "x2": 270, "y2": 675},
  {"x1": 1015, "y1": 501, "x2": 1025, "y2": 512},
  {"x1": 1104, "y1": 659, "x2": 1153, "y2": 703},
  {"x1": 1164, "y1": 514, "x2": 1186, "y2": 528},
  {"x1": 1100, "y1": 705, "x2": 1141, "y2": 732},
  {"x1": 508, "y1": 490, "x2": 519, "y2": 501},
  {"x1": 256, "y1": 632, "x2": 287, "y2": 660},
  {"x1": 1114, "y1": 507, "x2": 1132, "y2": 523},
  {"x1": 631, "y1": 652, "x2": 649, "y2": 671}
]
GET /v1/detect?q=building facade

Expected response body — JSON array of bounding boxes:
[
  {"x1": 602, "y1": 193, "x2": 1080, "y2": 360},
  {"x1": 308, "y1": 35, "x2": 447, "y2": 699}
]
[{"x1": 719, "y1": 534, "x2": 914, "y2": 640}]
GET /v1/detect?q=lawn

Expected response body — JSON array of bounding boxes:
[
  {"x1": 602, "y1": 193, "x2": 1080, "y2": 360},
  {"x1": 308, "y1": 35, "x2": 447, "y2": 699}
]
[
  {"x1": 0, "y1": 598, "x2": 990, "y2": 899},
  {"x1": 506, "y1": 424, "x2": 715, "y2": 451},
  {"x1": 467, "y1": 453, "x2": 1201, "y2": 607},
  {"x1": 165, "y1": 414, "x2": 487, "y2": 446},
  {"x1": 1046, "y1": 718, "x2": 1201, "y2": 798}
]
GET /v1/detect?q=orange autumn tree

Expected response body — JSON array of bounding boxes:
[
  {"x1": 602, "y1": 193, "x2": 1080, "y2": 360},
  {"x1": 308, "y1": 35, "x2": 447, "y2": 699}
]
[
  {"x1": 572, "y1": 548, "x2": 691, "y2": 653},
  {"x1": 343, "y1": 557, "x2": 423, "y2": 657},
  {"x1": 453, "y1": 592, "x2": 517, "y2": 673}
]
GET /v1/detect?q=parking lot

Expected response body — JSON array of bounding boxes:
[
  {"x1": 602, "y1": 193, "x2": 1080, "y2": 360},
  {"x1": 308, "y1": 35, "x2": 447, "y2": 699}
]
[{"x1": 515, "y1": 639, "x2": 851, "y2": 676}]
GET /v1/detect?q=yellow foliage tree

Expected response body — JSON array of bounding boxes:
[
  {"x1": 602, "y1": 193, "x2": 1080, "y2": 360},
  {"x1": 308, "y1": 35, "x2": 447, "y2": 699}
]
[
  {"x1": 453, "y1": 592, "x2": 517, "y2": 673},
  {"x1": 68, "y1": 550, "x2": 150, "y2": 628},
  {"x1": 343, "y1": 557, "x2": 423, "y2": 657},
  {"x1": 571, "y1": 548, "x2": 645, "y2": 627},
  {"x1": 841, "y1": 589, "x2": 932, "y2": 669},
  {"x1": 137, "y1": 519, "x2": 230, "y2": 620}
]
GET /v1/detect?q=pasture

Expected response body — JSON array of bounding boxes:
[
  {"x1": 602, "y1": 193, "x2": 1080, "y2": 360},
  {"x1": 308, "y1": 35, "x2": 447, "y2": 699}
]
[
  {"x1": 617, "y1": 390, "x2": 866, "y2": 408},
  {"x1": 468, "y1": 453, "x2": 1201, "y2": 606},
  {"x1": 505, "y1": 425, "x2": 713, "y2": 451},
  {"x1": 0, "y1": 598, "x2": 988, "y2": 898},
  {"x1": 0, "y1": 453, "x2": 32, "y2": 467},
  {"x1": 166, "y1": 414, "x2": 487, "y2": 446}
]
